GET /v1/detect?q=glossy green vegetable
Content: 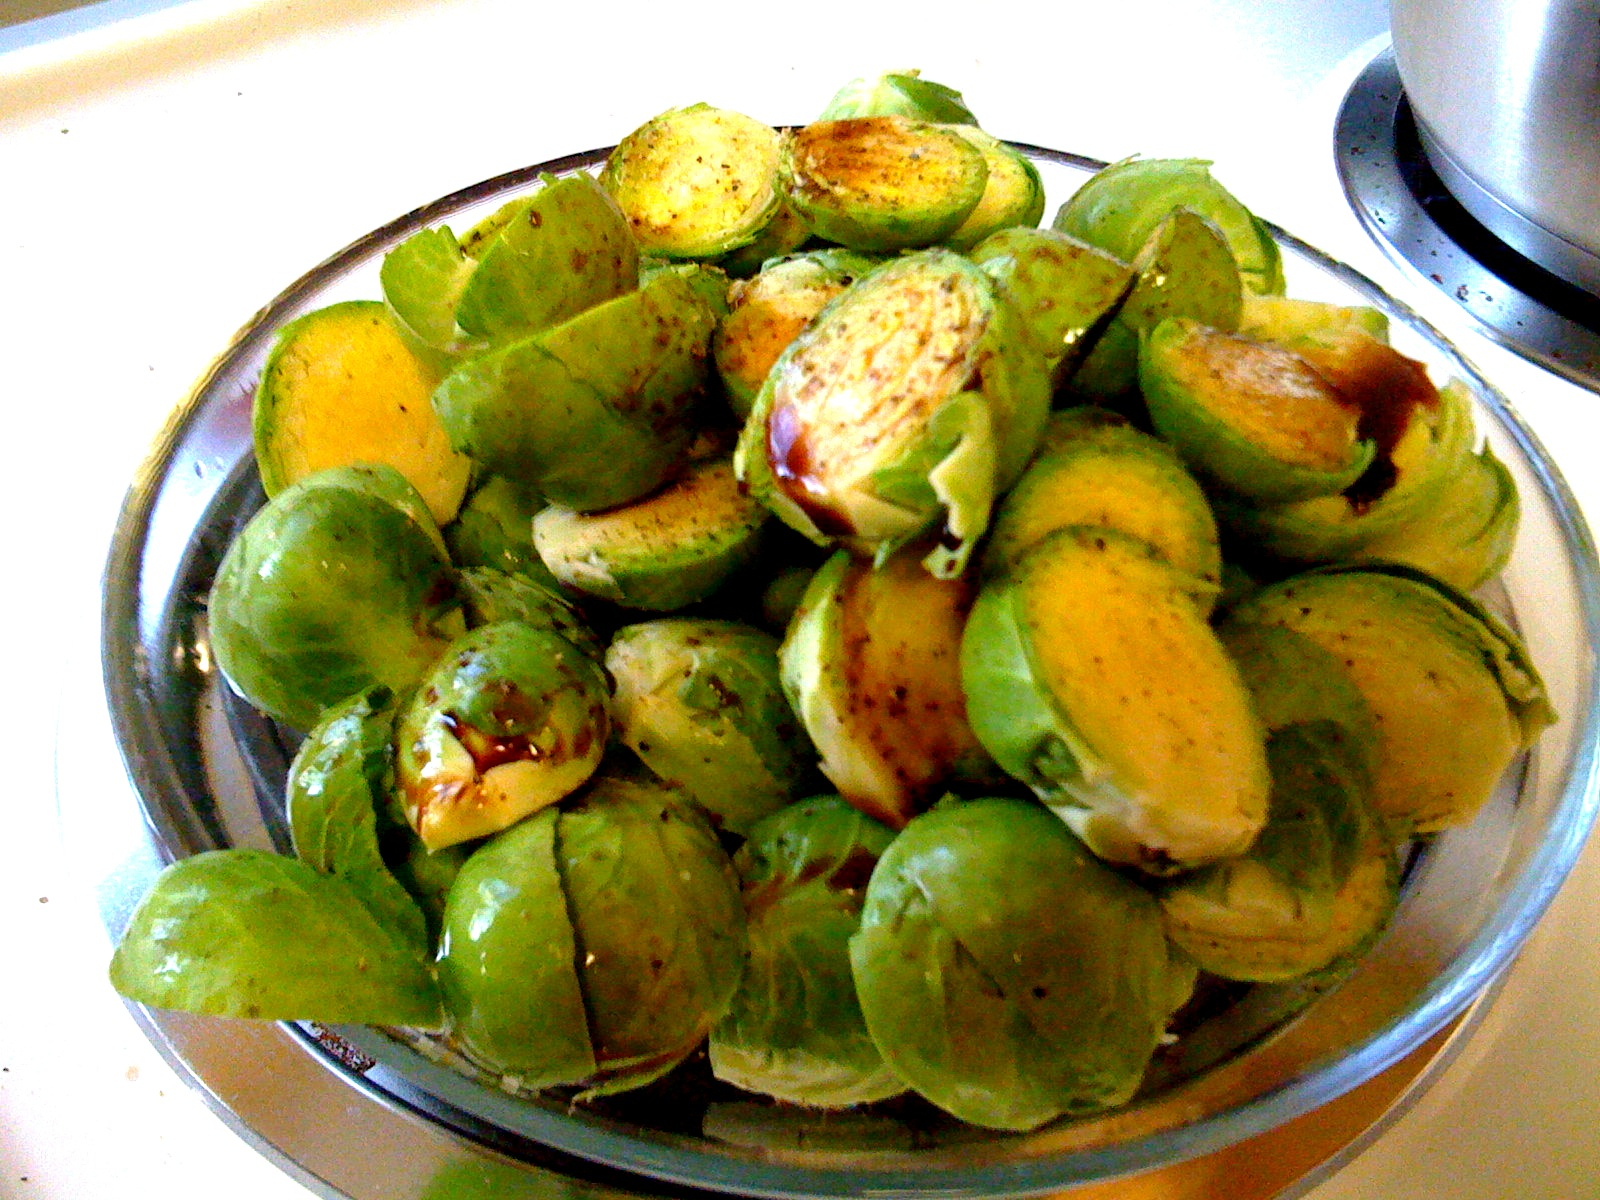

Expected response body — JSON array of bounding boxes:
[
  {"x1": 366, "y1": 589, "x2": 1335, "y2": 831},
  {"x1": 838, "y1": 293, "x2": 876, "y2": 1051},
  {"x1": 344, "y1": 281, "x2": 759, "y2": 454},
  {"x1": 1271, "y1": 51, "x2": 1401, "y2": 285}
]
[
  {"x1": 208, "y1": 470, "x2": 462, "y2": 731},
  {"x1": 816, "y1": 70, "x2": 980, "y2": 125},
  {"x1": 943, "y1": 126, "x2": 1047, "y2": 251},
  {"x1": 850, "y1": 796, "x2": 1196, "y2": 1130},
  {"x1": 606, "y1": 618, "x2": 814, "y2": 834},
  {"x1": 710, "y1": 795, "x2": 902, "y2": 1107},
  {"x1": 443, "y1": 475, "x2": 560, "y2": 587},
  {"x1": 454, "y1": 566, "x2": 601, "y2": 659}
]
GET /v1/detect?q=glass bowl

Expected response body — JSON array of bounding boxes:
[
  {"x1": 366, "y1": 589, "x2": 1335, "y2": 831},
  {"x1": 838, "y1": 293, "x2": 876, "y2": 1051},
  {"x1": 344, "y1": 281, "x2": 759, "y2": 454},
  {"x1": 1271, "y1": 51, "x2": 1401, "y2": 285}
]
[{"x1": 100, "y1": 144, "x2": 1600, "y2": 1199}]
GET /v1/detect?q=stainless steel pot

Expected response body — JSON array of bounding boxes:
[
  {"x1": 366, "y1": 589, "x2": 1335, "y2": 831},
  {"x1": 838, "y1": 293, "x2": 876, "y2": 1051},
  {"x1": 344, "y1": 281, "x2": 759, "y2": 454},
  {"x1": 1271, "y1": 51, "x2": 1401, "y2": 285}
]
[{"x1": 1390, "y1": 0, "x2": 1600, "y2": 294}]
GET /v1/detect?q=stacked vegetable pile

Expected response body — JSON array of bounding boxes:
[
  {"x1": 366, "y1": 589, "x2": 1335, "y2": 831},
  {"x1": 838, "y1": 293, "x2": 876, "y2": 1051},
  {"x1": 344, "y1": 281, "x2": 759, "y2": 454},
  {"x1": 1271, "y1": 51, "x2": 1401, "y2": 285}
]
[{"x1": 111, "y1": 71, "x2": 1555, "y2": 1134}]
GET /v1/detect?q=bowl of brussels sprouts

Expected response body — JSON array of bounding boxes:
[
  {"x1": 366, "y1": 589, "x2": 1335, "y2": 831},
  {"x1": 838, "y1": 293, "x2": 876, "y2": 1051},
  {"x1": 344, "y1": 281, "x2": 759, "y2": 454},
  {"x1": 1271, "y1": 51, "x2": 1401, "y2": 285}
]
[{"x1": 101, "y1": 70, "x2": 1600, "y2": 1199}]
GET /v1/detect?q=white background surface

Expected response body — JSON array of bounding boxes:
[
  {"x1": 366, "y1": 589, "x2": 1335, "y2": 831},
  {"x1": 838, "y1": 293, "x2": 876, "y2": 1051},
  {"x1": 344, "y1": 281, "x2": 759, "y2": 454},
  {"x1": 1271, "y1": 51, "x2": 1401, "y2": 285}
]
[{"x1": 4, "y1": 1, "x2": 1599, "y2": 1197}]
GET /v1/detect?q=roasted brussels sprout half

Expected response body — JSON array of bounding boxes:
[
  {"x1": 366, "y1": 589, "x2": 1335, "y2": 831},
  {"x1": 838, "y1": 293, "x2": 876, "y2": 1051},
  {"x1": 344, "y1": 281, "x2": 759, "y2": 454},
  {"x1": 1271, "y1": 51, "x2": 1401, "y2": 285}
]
[
  {"x1": 710, "y1": 795, "x2": 903, "y2": 1106},
  {"x1": 982, "y1": 407, "x2": 1221, "y2": 598},
  {"x1": 606, "y1": 618, "x2": 814, "y2": 834},
  {"x1": 253, "y1": 300, "x2": 472, "y2": 524},
  {"x1": 455, "y1": 567, "x2": 602, "y2": 660},
  {"x1": 395, "y1": 621, "x2": 609, "y2": 850},
  {"x1": 208, "y1": 469, "x2": 462, "y2": 731},
  {"x1": 942, "y1": 126, "x2": 1046, "y2": 251},
  {"x1": 1055, "y1": 155, "x2": 1284, "y2": 296},
  {"x1": 1159, "y1": 720, "x2": 1397, "y2": 982},
  {"x1": 968, "y1": 225, "x2": 1133, "y2": 378},
  {"x1": 1140, "y1": 317, "x2": 1376, "y2": 504},
  {"x1": 779, "y1": 116, "x2": 989, "y2": 252},
  {"x1": 961, "y1": 527, "x2": 1269, "y2": 873},
  {"x1": 602, "y1": 104, "x2": 784, "y2": 259},
  {"x1": 452, "y1": 172, "x2": 638, "y2": 343},
  {"x1": 1224, "y1": 563, "x2": 1554, "y2": 833},
  {"x1": 850, "y1": 796, "x2": 1197, "y2": 1130},
  {"x1": 713, "y1": 249, "x2": 878, "y2": 418},
  {"x1": 735, "y1": 248, "x2": 1051, "y2": 577},
  {"x1": 433, "y1": 265, "x2": 717, "y2": 511},
  {"x1": 1064, "y1": 207, "x2": 1243, "y2": 400},
  {"x1": 782, "y1": 548, "x2": 994, "y2": 829},
  {"x1": 532, "y1": 457, "x2": 768, "y2": 611}
]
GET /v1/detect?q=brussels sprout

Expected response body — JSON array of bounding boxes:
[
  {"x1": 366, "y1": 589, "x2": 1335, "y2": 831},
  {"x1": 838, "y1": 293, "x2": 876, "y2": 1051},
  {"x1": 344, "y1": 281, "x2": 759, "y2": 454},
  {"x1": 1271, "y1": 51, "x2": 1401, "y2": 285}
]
[
  {"x1": 283, "y1": 461, "x2": 450, "y2": 558},
  {"x1": 602, "y1": 104, "x2": 784, "y2": 259},
  {"x1": 285, "y1": 685, "x2": 430, "y2": 956},
  {"x1": 436, "y1": 807, "x2": 596, "y2": 1084},
  {"x1": 388, "y1": 836, "x2": 473, "y2": 945},
  {"x1": 712, "y1": 199, "x2": 813, "y2": 279},
  {"x1": 713, "y1": 249, "x2": 878, "y2": 419},
  {"x1": 1215, "y1": 376, "x2": 1471, "y2": 565},
  {"x1": 453, "y1": 172, "x2": 639, "y2": 342},
  {"x1": 734, "y1": 248, "x2": 1051, "y2": 578},
  {"x1": 558, "y1": 774, "x2": 747, "y2": 1094},
  {"x1": 1238, "y1": 294, "x2": 1390, "y2": 344},
  {"x1": 942, "y1": 126, "x2": 1047, "y2": 251},
  {"x1": 850, "y1": 796, "x2": 1196, "y2": 1130},
  {"x1": 961, "y1": 527, "x2": 1269, "y2": 873},
  {"x1": 442, "y1": 474, "x2": 559, "y2": 588},
  {"x1": 433, "y1": 265, "x2": 717, "y2": 511},
  {"x1": 1218, "y1": 620, "x2": 1380, "y2": 764},
  {"x1": 1224, "y1": 563, "x2": 1554, "y2": 833},
  {"x1": 1064, "y1": 208, "x2": 1243, "y2": 400},
  {"x1": 208, "y1": 471, "x2": 462, "y2": 731},
  {"x1": 455, "y1": 566, "x2": 602, "y2": 660},
  {"x1": 532, "y1": 458, "x2": 768, "y2": 611},
  {"x1": 982, "y1": 407, "x2": 1221, "y2": 598},
  {"x1": 380, "y1": 224, "x2": 476, "y2": 369},
  {"x1": 605, "y1": 618, "x2": 814, "y2": 834},
  {"x1": 1055, "y1": 156, "x2": 1284, "y2": 296},
  {"x1": 817, "y1": 70, "x2": 980, "y2": 125},
  {"x1": 781, "y1": 547, "x2": 995, "y2": 828},
  {"x1": 710, "y1": 795, "x2": 902, "y2": 1106},
  {"x1": 1139, "y1": 317, "x2": 1376, "y2": 505},
  {"x1": 1159, "y1": 720, "x2": 1396, "y2": 982},
  {"x1": 394, "y1": 621, "x2": 609, "y2": 850},
  {"x1": 779, "y1": 116, "x2": 989, "y2": 252},
  {"x1": 253, "y1": 300, "x2": 472, "y2": 525},
  {"x1": 110, "y1": 849, "x2": 443, "y2": 1027},
  {"x1": 968, "y1": 225, "x2": 1133, "y2": 377}
]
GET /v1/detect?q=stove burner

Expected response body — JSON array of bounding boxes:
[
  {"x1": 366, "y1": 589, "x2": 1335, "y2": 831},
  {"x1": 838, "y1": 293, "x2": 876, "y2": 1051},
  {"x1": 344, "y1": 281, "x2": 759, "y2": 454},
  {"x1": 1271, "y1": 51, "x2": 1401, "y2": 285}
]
[{"x1": 1334, "y1": 45, "x2": 1600, "y2": 393}]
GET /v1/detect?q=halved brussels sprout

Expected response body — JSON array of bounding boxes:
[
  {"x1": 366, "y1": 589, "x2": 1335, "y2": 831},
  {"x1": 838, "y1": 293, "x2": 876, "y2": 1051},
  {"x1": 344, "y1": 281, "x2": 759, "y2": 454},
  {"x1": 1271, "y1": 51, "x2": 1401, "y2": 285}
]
[
  {"x1": 605, "y1": 618, "x2": 814, "y2": 834},
  {"x1": 433, "y1": 265, "x2": 717, "y2": 511},
  {"x1": 942, "y1": 126, "x2": 1046, "y2": 251},
  {"x1": 734, "y1": 248, "x2": 1051, "y2": 577},
  {"x1": 713, "y1": 249, "x2": 878, "y2": 418},
  {"x1": 394, "y1": 621, "x2": 609, "y2": 850},
  {"x1": 968, "y1": 225, "x2": 1133, "y2": 377},
  {"x1": 713, "y1": 199, "x2": 813, "y2": 278},
  {"x1": 1238, "y1": 294, "x2": 1389, "y2": 344},
  {"x1": 850, "y1": 795, "x2": 1197, "y2": 1131},
  {"x1": 1055, "y1": 156, "x2": 1284, "y2": 295},
  {"x1": 602, "y1": 104, "x2": 784, "y2": 259},
  {"x1": 1140, "y1": 317, "x2": 1376, "y2": 504},
  {"x1": 1224, "y1": 563, "x2": 1554, "y2": 833},
  {"x1": 782, "y1": 548, "x2": 994, "y2": 829},
  {"x1": 532, "y1": 457, "x2": 768, "y2": 611},
  {"x1": 1159, "y1": 720, "x2": 1396, "y2": 982},
  {"x1": 779, "y1": 116, "x2": 988, "y2": 252},
  {"x1": 710, "y1": 795, "x2": 903, "y2": 1107},
  {"x1": 208, "y1": 470, "x2": 462, "y2": 731},
  {"x1": 982, "y1": 407, "x2": 1221, "y2": 599},
  {"x1": 436, "y1": 806, "x2": 595, "y2": 1084},
  {"x1": 557, "y1": 774, "x2": 747, "y2": 1094},
  {"x1": 452, "y1": 172, "x2": 639, "y2": 343},
  {"x1": 961, "y1": 527, "x2": 1269, "y2": 873},
  {"x1": 1063, "y1": 208, "x2": 1243, "y2": 400},
  {"x1": 253, "y1": 300, "x2": 472, "y2": 525},
  {"x1": 817, "y1": 70, "x2": 980, "y2": 125},
  {"x1": 380, "y1": 224, "x2": 475, "y2": 369}
]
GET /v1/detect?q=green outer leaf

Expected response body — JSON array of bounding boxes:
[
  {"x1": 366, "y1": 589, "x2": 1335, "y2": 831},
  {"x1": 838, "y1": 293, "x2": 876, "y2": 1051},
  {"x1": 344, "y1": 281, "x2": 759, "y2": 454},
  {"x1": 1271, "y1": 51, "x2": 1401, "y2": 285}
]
[
  {"x1": 287, "y1": 687, "x2": 430, "y2": 957},
  {"x1": 110, "y1": 850, "x2": 443, "y2": 1027},
  {"x1": 437, "y1": 808, "x2": 596, "y2": 1083},
  {"x1": 455, "y1": 172, "x2": 639, "y2": 342},
  {"x1": 817, "y1": 72, "x2": 980, "y2": 125},
  {"x1": 380, "y1": 224, "x2": 474, "y2": 357}
]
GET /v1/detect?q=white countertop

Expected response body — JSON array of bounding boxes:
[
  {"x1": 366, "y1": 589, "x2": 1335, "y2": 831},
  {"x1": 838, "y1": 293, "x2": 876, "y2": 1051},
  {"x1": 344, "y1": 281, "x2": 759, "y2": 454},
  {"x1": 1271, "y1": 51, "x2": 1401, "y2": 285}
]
[{"x1": 4, "y1": 2, "x2": 1599, "y2": 1196}]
